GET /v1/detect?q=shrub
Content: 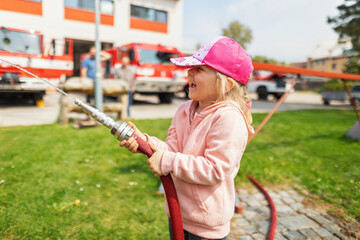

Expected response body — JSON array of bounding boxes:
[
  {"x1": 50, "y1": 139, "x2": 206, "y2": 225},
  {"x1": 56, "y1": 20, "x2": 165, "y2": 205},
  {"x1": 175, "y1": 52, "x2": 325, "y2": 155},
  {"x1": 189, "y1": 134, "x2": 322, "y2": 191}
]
[{"x1": 317, "y1": 79, "x2": 357, "y2": 92}]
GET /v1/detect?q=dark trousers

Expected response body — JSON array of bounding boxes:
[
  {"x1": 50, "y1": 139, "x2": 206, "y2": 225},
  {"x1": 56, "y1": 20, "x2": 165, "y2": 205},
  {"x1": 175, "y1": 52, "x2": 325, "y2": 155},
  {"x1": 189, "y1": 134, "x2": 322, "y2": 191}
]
[
  {"x1": 127, "y1": 90, "x2": 133, "y2": 116},
  {"x1": 169, "y1": 220, "x2": 227, "y2": 240},
  {"x1": 86, "y1": 94, "x2": 93, "y2": 104}
]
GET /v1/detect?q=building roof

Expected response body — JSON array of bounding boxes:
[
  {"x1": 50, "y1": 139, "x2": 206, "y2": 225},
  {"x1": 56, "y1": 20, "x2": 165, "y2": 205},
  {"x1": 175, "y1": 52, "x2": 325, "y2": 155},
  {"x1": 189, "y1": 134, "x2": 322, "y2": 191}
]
[{"x1": 307, "y1": 38, "x2": 354, "y2": 60}]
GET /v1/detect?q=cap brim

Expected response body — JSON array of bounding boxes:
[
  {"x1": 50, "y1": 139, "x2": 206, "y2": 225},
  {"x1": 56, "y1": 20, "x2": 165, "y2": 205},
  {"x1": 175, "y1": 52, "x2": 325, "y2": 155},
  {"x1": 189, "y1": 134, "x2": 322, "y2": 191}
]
[{"x1": 170, "y1": 56, "x2": 205, "y2": 67}]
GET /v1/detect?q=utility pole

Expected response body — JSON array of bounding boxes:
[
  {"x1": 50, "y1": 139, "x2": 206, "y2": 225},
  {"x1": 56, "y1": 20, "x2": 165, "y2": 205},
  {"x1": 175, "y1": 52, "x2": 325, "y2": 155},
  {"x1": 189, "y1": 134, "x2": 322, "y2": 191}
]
[{"x1": 94, "y1": 0, "x2": 103, "y2": 111}]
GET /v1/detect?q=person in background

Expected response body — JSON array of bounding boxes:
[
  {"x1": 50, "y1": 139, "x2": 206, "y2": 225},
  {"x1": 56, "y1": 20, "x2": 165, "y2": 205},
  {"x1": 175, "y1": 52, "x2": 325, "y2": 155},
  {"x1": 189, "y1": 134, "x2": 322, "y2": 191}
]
[
  {"x1": 120, "y1": 36, "x2": 254, "y2": 240},
  {"x1": 81, "y1": 46, "x2": 96, "y2": 80},
  {"x1": 81, "y1": 46, "x2": 111, "y2": 103},
  {"x1": 115, "y1": 56, "x2": 135, "y2": 117}
]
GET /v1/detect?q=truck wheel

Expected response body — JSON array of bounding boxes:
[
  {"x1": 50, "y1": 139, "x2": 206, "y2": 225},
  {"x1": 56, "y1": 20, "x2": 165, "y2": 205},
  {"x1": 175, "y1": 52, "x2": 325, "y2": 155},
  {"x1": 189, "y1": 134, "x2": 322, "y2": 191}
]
[
  {"x1": 158, "y1": 93, "x2": 173, "y2": 104},
  {"x1": 275, "y1": 93, "x2": 283, "y2": 100},
  {"x1": 323, "y1": 99, "x2": 330, "y2": 105},
  {"x1": 257, "y1": 87, "x2": 268, "y2": 100}
]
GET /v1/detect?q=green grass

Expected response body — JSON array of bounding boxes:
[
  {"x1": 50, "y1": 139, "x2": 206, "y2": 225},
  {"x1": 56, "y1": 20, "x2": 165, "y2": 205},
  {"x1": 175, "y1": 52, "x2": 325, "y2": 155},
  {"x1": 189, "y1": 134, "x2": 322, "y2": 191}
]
[{"x1": 0, "y1": 110, "x2": 359, "y2": 239}]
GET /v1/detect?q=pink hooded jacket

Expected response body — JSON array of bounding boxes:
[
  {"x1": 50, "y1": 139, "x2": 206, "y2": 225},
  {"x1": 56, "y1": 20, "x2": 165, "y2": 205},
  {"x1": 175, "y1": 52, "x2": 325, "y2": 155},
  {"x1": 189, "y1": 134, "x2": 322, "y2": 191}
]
[{"x1": 146, "y1": 100, "x2": 254, "y2": 239}]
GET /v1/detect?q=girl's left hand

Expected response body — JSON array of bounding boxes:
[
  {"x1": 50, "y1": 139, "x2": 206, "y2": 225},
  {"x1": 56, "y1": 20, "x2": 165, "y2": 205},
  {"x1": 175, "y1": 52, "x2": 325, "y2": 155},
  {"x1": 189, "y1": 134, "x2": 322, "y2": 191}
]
[{"x1": 147, "y1": 144, "x2": 164, "y2": 177}]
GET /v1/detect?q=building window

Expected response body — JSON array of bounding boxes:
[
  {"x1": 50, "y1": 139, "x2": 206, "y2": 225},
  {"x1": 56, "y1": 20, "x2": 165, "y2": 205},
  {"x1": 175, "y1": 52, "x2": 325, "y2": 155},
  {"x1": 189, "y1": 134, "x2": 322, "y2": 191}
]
[
  {"x1": 65, "y1": 0, "x2": 114, "y2": 14},
  {"x1": 100, "y1": 0, "x2": 113, "y2": 14},
  {"x1": 131, "y1": 5, "x2": 168, "y2": 23},
  {"x1": 332, "y1": 63, "x2": 337, "y2": 70}
]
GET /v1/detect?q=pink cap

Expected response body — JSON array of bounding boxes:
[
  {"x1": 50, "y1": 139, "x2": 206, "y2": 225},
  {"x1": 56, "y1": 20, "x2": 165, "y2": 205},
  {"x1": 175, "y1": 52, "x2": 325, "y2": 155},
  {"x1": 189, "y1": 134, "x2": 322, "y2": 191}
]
[{"x1": 171, "y1": 36, "x2": 253, "y2": 85}]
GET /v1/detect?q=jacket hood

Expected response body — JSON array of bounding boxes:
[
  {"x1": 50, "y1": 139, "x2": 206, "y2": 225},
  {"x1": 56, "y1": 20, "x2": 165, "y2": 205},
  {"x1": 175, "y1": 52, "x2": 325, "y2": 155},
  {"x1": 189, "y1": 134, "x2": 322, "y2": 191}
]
[{"x1": 186, "y1": 100, "x2": 254, "y2": 135}]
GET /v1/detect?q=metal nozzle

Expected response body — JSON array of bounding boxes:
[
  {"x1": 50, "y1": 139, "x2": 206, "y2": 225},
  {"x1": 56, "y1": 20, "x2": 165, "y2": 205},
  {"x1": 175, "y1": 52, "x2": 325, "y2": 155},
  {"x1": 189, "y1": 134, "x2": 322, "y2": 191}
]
[
  {"x1": 110, "y1": 121, "x2": 135, "y2": 141},
  {"x1": 74, "y1": 99, "x2": 134, "y2": 141}
]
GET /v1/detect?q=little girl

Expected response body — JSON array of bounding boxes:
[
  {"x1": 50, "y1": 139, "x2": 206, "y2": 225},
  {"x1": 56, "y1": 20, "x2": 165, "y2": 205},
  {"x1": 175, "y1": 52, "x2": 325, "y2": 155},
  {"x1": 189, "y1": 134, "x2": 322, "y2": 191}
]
[{"x1": 120, "y1": 36, "x2": 254, "y2": 240}]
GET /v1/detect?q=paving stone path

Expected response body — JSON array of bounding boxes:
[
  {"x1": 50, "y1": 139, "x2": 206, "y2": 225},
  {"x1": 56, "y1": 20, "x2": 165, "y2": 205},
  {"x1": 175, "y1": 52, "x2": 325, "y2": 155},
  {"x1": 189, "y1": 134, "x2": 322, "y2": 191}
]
[{"x1": 229, "y1": 186, "x2": 359, "y2": 240}]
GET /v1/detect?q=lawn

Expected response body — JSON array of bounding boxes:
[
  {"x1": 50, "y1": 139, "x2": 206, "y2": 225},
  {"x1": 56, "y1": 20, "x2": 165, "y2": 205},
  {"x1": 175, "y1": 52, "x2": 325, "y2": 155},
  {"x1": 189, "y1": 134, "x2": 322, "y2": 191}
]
[{"x1": 0, "y1": 109, "x2": 359, "y2": 239}]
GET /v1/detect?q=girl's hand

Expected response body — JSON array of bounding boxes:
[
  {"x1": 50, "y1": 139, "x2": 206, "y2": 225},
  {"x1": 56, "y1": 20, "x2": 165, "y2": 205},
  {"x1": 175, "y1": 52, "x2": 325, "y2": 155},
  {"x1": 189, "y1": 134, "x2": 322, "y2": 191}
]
[
  {"x1": 119, "y1": 136, "x2": 140, "y2": 153},
  {"x1": 127, "y1": 122, "x2": 146, "y2": 141},
  {"x1": 147, "y1": 144, "x2": 164, "y2": 177},
  {"x1": 119, "y1": 122, "x2": 146, "y2": 153}
]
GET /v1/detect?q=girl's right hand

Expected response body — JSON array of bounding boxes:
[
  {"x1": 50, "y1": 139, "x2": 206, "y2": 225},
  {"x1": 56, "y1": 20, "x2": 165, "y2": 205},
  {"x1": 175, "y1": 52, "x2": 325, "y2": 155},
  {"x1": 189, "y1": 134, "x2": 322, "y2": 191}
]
[{"x1": 119, "y1": 122, "x2": 146, "y2": 153}]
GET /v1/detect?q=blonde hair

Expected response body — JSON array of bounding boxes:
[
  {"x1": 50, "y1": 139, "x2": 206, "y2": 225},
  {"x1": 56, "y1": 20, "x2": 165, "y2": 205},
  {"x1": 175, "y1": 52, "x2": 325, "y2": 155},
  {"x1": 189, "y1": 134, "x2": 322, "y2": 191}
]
[{"x1": 214, "y1": 72, "x2": 253, "y2": 125}]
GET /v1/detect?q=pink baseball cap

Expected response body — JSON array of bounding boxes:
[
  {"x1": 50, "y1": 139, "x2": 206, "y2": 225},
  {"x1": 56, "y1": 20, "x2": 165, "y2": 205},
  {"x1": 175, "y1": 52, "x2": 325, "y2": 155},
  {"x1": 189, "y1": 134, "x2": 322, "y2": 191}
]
[{"x1": 171, "y1": 36, "x2": 253, "y2": 85}]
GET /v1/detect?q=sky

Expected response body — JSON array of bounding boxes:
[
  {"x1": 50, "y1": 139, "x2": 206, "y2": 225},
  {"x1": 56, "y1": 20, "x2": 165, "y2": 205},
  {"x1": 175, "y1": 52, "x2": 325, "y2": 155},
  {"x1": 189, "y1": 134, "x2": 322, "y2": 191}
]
[{"x1": 182, "y1": 0, "x2": 344, "y2": 63}]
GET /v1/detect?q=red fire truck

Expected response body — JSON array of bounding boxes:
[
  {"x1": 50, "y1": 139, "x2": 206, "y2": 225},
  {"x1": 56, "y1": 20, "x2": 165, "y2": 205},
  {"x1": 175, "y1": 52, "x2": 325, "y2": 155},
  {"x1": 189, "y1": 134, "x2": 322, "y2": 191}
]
[
  {"x1": 0, "y1": 26, "x2": 73, "y2": 105},
  {"x1": 104, "y1": 42, "x2": 188, "y2": 103}
]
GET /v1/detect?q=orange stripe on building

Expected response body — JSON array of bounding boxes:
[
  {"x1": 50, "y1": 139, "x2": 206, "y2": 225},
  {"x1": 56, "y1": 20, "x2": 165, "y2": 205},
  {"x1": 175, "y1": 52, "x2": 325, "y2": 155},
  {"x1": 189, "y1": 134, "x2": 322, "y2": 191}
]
[
  {"x1": 0, "y1": 0, "x2": 42, "y2": 15},
  {"x1": 130, "y1": 17, "x2": 167, "y2": 33},
  {"x1": 64, "y1": 7, "x2": 114, "y2": 26}
]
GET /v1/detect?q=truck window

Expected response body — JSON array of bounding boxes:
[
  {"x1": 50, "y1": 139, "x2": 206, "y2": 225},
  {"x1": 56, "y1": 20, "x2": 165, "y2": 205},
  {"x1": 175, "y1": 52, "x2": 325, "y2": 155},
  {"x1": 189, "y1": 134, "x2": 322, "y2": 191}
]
[
  {"x1": 352, "y1": 85, "x2": 360, "y2": 92},
  {"x1": 117, "y1": 48, "x2": 135, "y2": 62},
  {"x1": 0, "y1": 28, "x2": 41, "y2": 55},
  {"x1": 129, "y1": 49, "x2": 135, "y2": 62},
  {"x1": 139, "y1": 48, "x2": 179, "y2": 65},
  {"x1": 64, "y1": 40, "x2": 70, "y2": 55},
  {"x1": 274, "y1": 75, "x2": 285, "y2": 88}
]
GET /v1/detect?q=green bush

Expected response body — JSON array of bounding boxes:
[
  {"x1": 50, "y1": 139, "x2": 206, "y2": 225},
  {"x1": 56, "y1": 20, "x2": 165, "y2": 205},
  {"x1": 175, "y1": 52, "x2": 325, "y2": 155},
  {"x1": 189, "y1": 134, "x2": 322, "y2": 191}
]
[
  {"x1": 317, "y1": 79, "x2": 358, "y2": 92},
  {"x1": 344, "y1": 59, "x2": 360, "y2": 75}
]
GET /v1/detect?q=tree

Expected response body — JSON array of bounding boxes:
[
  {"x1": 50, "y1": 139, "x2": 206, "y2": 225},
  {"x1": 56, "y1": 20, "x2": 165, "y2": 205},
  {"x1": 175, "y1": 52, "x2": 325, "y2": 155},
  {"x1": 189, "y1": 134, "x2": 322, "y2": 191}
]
[
  {"x1": 252, "y1": 55, "x2": 286, "y2": 65},
  {"x1": 222, "y1": 21, "x2": 252, "y2": 49},
  {"x1": 328, "y1": 1, "x2": 360, "y2": 74},
  {"x1": 344, "y1": 58, "x2": 360, "y2": 74},
  {"x1": 328, "y1": 0, "x2": 360, "y2": 53}
]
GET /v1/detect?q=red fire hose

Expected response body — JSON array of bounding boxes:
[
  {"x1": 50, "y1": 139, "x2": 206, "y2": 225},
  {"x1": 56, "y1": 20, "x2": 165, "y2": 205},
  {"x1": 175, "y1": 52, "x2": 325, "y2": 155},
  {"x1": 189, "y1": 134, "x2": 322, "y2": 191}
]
[
  {"x1": 135, "y1": 137, "x2": 184, "y2": 240},
  {"x1": 136, "y1": 137, "x2": 277, "y2": 240},
  {"x1": 246, "y1": 174, "x2": 277, "y2": 240},
  {"x1": 243, "y1": 78, "x2": 298, "y2": 239}
]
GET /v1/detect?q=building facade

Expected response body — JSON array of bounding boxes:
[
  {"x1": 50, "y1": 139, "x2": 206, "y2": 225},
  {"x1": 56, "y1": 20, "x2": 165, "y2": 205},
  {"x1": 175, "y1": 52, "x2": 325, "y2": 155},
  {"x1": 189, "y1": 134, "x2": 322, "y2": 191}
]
[
  {"x1": 0, "y1": 0, "x2": 183, "y2": 75},
  {"x1": 289, "y1": 38, "x2": 360, "y2": 90},
  {"x1": 296, "y1": 38, "x2": 357, "y2": 74}
]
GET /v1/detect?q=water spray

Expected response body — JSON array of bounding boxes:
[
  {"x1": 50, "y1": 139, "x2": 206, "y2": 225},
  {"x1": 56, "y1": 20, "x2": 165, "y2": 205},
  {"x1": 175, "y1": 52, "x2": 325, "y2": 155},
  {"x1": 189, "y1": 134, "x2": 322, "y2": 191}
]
[{"x1": 0, "y1": 58, "x2": 184, "y2": 240}]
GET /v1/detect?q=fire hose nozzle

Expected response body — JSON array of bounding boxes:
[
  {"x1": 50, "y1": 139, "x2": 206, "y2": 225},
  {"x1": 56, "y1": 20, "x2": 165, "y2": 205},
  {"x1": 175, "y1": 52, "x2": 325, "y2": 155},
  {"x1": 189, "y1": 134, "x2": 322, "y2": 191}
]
[
  {"x1": 74, "y1": 98, "x2": 134, "y2": 141},
  {"x1": 110, "y1": 121, "x2": 135, "y2": 141}
]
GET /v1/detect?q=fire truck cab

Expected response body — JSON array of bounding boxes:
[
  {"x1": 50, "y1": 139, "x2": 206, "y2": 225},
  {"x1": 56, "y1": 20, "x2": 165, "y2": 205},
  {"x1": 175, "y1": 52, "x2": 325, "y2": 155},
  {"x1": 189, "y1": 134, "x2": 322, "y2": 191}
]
[
  {"x1": 0, "y1": 26, "x2": 73, "y2": 105},
  {"x1": 105, "y1": 43, "x2": 188, "y2": 103}
]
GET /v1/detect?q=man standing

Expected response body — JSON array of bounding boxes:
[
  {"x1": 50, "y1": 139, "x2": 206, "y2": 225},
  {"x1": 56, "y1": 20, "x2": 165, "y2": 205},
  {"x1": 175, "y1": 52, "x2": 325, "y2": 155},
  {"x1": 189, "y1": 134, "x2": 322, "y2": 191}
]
[
  {"x1": 115, "y1": 56, "x2": 135, "y2": 116},
  {"x1": 81, "y1": 46, "x2": 97, "y2": 81},
  {"x1": 81, "y1": 46, "x2": 110, "y2": 103}
]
